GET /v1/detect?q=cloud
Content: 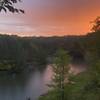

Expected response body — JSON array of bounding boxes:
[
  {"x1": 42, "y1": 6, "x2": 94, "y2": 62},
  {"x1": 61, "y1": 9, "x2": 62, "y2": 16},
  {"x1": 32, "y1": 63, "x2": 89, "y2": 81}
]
[
  {"x1": 0, "y1": 23, "x2": 35, "y2": 33},
  {"x1": 0, "y1": 0, "x2": 100, "y2": 36}
]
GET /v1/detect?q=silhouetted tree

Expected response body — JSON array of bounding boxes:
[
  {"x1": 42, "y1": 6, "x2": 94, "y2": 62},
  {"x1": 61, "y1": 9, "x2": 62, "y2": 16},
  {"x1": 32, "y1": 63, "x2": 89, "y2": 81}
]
[
  {"x1": 0, "y1": 0, "x2": 24, "y2": 13},
  {"x1": 91, "y1": 16, "x2": 100, "y2": 32}
]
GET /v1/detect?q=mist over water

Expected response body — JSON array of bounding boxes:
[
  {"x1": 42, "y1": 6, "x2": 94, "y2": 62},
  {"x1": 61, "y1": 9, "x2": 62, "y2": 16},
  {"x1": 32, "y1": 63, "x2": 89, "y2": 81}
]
[{"x1": 0, "y1": 63, "x2": 86, "y2": 100}]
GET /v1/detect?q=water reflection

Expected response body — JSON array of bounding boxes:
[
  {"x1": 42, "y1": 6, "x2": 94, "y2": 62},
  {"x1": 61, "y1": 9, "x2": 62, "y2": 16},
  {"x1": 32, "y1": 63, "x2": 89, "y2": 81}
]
[
  {"x1": 0, "y1": 63, "x2": 86, "y2": 100},
  {"x1": 0, "y1": 65, "x2": 52, "y2": 100}
]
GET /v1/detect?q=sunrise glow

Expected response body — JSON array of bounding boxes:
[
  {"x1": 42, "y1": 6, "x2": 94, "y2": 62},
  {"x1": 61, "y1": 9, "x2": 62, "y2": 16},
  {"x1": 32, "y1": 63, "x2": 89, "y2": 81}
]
[{"x1": 0, "y1": 0, "x2": 100, "y2": 36}]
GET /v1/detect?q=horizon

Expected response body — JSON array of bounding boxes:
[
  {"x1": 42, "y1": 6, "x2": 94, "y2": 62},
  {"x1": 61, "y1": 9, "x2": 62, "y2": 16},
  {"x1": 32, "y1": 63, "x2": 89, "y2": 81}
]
[
  {"x1": 0, "y1": 0, "x2": 100, "y2": 36},
  {"x1": 0, "y1": 32, "x2": 88, "y2": 37}
]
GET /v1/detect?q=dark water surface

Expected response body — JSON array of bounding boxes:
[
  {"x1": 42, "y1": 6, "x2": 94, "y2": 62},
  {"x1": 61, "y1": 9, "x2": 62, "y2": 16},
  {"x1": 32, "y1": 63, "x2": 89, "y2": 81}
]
[
  {"x1": 0, "y1": 63, "x2": 86, "y2": 100},
  {"x1": 0, "y1": 65, "x2": 53, "y2": 100}
]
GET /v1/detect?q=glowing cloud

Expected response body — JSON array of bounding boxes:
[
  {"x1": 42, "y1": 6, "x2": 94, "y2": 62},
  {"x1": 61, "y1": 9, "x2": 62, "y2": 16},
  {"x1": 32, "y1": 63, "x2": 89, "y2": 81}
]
[{"x1": 0, "y1": 0, "x2": 100, "y2": 36}]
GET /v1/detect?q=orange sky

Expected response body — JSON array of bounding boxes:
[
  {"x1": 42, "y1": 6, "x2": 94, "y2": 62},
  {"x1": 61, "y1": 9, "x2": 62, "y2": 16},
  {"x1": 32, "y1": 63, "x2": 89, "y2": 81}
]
[{"x1": 0, "y1": 0, "x2": 100, "y2": 36}]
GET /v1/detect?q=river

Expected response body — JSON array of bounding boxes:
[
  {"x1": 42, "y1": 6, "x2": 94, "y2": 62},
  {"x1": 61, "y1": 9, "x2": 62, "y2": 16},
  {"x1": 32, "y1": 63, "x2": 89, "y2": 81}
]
[{"x1": 0, "y1": 63, "x2": 86, "y2": 100}]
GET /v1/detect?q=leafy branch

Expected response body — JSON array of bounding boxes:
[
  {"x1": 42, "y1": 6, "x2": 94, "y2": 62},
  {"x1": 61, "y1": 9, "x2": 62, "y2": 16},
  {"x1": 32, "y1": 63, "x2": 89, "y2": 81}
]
[{"x1": 0, "y1": 0, "x2": 24, "y2": 13}]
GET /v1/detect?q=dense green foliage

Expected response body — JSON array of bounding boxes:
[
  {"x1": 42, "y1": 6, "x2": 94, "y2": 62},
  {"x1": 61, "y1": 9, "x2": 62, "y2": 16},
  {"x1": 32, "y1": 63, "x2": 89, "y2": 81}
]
[
  {"x1": 0, "y1": 35, "x2": 49, "y2": 71},
  {"x1": 39, "y1": 31, "x2": 100, "y2": 100},
  {"x1": 65, "y1": 60, "x2": 100, "y2": 100},
  {"x1": 0, "y1": 30, "x2": 99, "y2": 73},
  {"x1": 0, "y1": 34, "x2": 84, "y2": 72},
  {"x1": 48, "y1": 49, "x2": 70, "y2": 100}
]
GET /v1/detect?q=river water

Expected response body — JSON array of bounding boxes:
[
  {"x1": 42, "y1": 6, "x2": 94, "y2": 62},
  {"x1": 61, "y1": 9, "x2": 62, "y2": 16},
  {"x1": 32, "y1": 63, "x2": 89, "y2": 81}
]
[{"x1": 0, "y1": 63, "x2": 86, "y2": 100}]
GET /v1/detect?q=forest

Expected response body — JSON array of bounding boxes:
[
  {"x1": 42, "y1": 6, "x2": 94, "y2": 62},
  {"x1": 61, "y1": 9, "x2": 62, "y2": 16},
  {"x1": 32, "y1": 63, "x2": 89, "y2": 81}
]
[
  {"x1": 0, "y1": 30, "x2": 99, "y2": 72},
  {"x1": 39, "y1": 31, "x2": 100, "y2": 100},
  {"x1": 0, "y1": 30, "x2": 100, "y2": 100}
]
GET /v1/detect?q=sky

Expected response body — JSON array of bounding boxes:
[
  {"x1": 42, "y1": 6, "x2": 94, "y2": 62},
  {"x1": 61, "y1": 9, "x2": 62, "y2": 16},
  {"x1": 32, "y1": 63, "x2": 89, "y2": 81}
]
[{"x1": 0, "y1": 0, "x2": 100, "y2": 36}]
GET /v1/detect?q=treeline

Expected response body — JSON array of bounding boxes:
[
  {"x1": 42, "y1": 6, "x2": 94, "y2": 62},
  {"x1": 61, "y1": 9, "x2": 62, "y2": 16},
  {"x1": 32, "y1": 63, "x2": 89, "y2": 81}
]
[
  {"x1": 0, "y1": 34, "x2": 83, "y2": 71},
  {"x1": 0, "y1": 31, "x2": 99, "y2": 72}
]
